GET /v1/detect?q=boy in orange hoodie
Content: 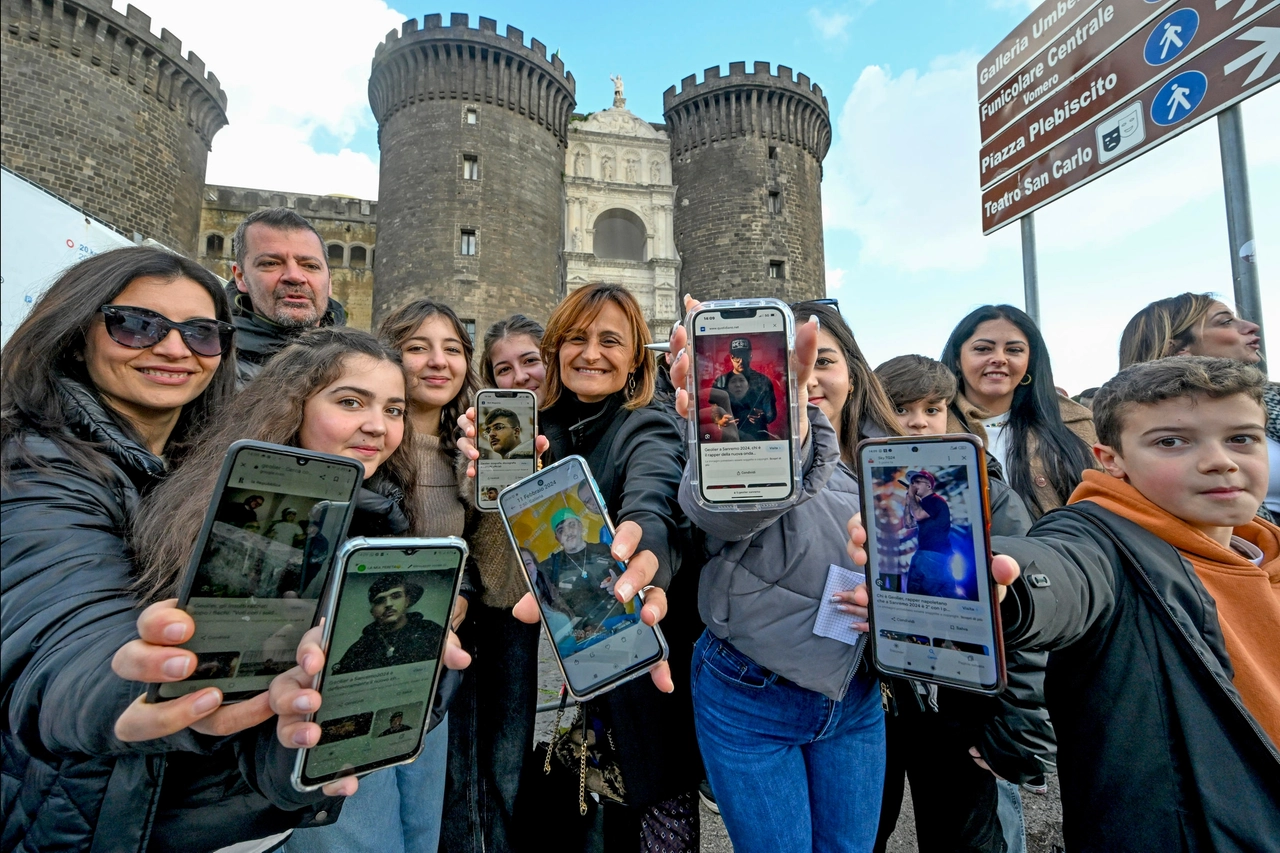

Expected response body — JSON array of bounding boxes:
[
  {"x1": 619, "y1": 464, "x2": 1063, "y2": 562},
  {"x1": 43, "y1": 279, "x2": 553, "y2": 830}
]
[{"x1": 847, "y1": 356, "x2": 1279, "y2": 852}]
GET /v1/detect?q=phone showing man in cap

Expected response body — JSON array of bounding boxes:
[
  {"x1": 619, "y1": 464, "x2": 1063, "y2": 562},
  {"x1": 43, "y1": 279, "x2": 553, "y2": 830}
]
[
  {"x1": 711, "y1": 337, "x2": 778, "y2": 441},
  {"x1": 900, "y1": 470, "x2": 954, "y2": 598},
  {"x1": 539, "y1": 507, "x2": 621, "y2": 624},
  {"x1": 332, "y1": 573, "x2": 445, "y2": 674}
]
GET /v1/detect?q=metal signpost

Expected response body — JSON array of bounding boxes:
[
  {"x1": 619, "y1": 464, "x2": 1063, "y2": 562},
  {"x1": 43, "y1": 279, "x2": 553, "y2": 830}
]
[{"x1": 977, "y1": 0, "x2": 1275, "y2": 347}]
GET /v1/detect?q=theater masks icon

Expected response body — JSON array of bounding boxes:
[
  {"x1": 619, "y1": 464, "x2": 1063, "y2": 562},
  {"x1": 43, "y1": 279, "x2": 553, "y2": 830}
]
[{"x1": 1095, "y1": 102, "x2": 1146, "y2": 165}]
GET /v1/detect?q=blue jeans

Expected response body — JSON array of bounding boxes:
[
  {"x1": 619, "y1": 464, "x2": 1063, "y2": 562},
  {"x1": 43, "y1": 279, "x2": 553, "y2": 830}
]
[
  {"x1": 691, "y1": 631, "x2": 885, "y2": 853},
  {"x1": 281, "y1": 713, "x2": 449, "y2": 853},
  {"x1": 996, "y1": 779, "x2": 1026, "y2": 853},
  {"x1": 907, "y1": 550, "x2": 954, "y2": 598}
]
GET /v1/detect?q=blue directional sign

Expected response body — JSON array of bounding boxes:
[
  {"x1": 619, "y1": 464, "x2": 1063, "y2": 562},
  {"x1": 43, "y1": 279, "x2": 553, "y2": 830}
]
[
  {"x1": 1144, "y1": 9, "x2": 1200, "y2": 66},
  {"x1": 1151, "y1": 70, "x2": 1208, "y2": 126}
]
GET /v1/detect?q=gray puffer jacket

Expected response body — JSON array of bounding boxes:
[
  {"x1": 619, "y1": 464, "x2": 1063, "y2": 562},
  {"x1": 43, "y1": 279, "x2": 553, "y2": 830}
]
[{"x1": 679, "y1": 405, "x2": 866, "y2": 700}]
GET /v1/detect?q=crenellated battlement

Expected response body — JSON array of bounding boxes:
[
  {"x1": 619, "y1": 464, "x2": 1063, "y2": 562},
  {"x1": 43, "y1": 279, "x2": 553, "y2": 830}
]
[
  {"x1": 370, "y1": 12, "x2": 575, "y2": 143},
  {"x1": 3, "y1": 0, "x2": 228, "y2": 148},
  {"x1": 204, "y1": 185, "x2": 377, "y2": 220},
  {"x1": 663, "y1": 61, "x2": 831, "y2": 160}
]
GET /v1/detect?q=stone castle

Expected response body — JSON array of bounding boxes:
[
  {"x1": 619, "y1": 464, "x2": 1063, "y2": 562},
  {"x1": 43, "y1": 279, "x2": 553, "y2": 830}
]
[{"x1": 2, "y1": 4, "x2": 831, "y2": 337}]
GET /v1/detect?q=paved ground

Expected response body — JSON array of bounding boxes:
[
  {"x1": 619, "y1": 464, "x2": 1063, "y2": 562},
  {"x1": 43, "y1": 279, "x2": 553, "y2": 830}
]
[{"x1": 533, "y1": 636, "x2": 1064, "y2": 852}]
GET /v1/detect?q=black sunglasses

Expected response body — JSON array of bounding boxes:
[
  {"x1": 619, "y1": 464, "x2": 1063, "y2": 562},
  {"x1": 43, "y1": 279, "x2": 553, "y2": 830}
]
[
  {"x1": 791, "y1": 298, "x2": 840, "y2": 310},
  {"x1": 99, "y1": 305, "x2": 235, "y2": 357}
]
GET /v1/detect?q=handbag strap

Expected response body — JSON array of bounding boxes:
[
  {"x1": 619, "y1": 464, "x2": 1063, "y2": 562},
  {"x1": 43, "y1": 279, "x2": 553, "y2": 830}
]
[{"x1": 543, "y1": 687, "x2": 569, "y2": 775}]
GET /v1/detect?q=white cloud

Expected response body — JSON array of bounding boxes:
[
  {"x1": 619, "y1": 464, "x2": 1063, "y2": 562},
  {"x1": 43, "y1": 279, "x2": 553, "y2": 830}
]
[
  {"x1": 111, "y1": 0, "x2": 406, "y2": 198},
  {"x1": 808, "y1": 8, "x2": 854, "y2": 41},
  {"x1": 826, "y1": 267, "x2": 848, "y2": 292}
]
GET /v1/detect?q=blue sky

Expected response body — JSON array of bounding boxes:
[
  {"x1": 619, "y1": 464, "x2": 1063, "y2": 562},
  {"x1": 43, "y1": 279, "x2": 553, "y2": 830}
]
[{"x1": 132, "y1": 0, "x2": 1277, "y2": 391}]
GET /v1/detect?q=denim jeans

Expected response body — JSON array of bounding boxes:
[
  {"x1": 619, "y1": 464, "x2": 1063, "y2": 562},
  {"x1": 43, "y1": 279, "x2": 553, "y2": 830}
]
[
  {"x1": 907, "y1": 550, "x2": 955, "y2": 598},
  {"x1": 281, "y1": 713, "x2": 449, "y2": 853},
  {"x1": 995, "y1": 779, "x2": 1026, "y2": 853},
  {"x1": 691, "y1": 631, "x2": 885, "y2": 853}
]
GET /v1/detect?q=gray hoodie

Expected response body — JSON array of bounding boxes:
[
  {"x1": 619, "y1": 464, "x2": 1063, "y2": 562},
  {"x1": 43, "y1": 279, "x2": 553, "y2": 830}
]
[{"x1": 679, "y1": 405, "x2": 867, "y2": 700}]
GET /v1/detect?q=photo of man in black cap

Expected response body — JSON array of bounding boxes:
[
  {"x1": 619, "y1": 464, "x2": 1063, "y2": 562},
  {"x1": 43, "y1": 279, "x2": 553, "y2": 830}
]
[
  {"x1": 332, "y1": 573, "x2": 444, "y2": 674},
  {"x1": 712, "y1": 337, "x2": 778, "y2": 440}
]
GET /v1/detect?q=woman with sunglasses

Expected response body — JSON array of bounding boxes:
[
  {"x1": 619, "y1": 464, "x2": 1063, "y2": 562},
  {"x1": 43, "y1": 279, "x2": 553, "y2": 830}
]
[{"x1": 1, "y1": 247, "x2": 243, "y2": 850}]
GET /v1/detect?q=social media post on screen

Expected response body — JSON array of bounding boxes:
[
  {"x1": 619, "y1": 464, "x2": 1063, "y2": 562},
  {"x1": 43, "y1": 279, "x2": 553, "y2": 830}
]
[
  {"x1": 500, "y1": 459, "x2": 662, "y2": 692},
  {"x1": 476, "y1": 394, "x2": 537, "y2": 505},
  {"x1": 862, "y1": 444, "x2": 999, "y2": 687},
  {"x1": 304, "y1": 551, "x2": 459, "y2": 780}
]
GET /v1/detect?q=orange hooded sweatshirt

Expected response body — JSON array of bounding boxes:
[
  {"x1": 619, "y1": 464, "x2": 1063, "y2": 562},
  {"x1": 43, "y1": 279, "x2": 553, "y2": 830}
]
[{"x1": 1070, "y1": 470, "x2": 1280, "y2": 747}]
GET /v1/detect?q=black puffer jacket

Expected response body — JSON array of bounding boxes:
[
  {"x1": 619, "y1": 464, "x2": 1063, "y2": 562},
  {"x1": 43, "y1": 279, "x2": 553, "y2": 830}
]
[
  {"x1": 995, "y1": 502, "x2": 1280, "y2": 852},
  {"x1": 1, "y1": 378, "x2": 337, "y2": 853},
  {"x1": 226, "y1": 283, "x2": 346, "y2": 386},
  {"x1": 541, "y1": 392, "x2": 698, "y2": 807}
]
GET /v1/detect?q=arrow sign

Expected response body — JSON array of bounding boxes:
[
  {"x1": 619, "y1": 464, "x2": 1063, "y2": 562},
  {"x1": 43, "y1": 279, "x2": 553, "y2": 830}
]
[
  {"x1": 1223, "y1": 24, "x2": 1280, "y2": 80},
  {"x1": 980, "y1": 7, "x2": 1280, "y2": 234},
  {"x1": 978, "y1": 0, "x2": 1275, "y2": 190}
]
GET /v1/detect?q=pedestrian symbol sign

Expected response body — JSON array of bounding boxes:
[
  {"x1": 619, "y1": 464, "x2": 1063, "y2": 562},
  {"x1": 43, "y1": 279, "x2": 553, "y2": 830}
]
[
  {"x1": 1144, "y1": 9, "x2": 1200, "y2": 66},
  {"x1": 1151, "y1": 70, "x2": 1208, "y2": 126}
]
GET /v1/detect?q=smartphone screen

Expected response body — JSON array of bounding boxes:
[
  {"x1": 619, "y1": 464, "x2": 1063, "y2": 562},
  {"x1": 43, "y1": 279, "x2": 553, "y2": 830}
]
[
  {"x1": 296, "y1": 540, "x2": 464, "y2": 789},
  {"x1": 158, "y1": 443, "x2": 363, "y2": 702},
  {"x1": 692, "y1": 305, "x2": 794, "y2": 504},
  {"x1": 497, "y1": 456, "x2": 667, "y2": 700},
  {"x1": 475, "y1": 389, "x2": 538, "y2": 511},
  {"x1": 859, "y1": 436, "x2": 1005, "y2": 694}
]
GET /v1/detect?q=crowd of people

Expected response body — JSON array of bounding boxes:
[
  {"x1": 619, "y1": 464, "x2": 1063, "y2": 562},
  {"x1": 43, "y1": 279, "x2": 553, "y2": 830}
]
[{"x1": 1, "y1": 205, "x2": 1276, "y2": 853}]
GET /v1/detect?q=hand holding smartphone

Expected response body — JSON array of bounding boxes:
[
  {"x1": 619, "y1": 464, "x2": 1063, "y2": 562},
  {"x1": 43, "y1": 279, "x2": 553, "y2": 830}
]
[
  {"x1": 292, "y1": 537, "x2": 466, "y2": 790},
  {"x1": 474, "y1": 389, "x2": 538, "y2": 511},
  {"x1": 856, "y1": 435, "x2": 1006, "y2": 694}
]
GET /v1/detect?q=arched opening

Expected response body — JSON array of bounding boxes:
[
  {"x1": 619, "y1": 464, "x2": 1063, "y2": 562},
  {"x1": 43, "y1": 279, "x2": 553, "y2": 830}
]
[
  {"x1": 593, "y1": 209, "x2": 646, "y2": 262},
  {"x1": 205, "y1": 234, "x2": 224, "y2": 257},
  {"x1": 327, "y1": 243, "x2": 345, "y2": 266},
  {"x1": 350, "y1": 246, "x2": 367, "y2": 268}
]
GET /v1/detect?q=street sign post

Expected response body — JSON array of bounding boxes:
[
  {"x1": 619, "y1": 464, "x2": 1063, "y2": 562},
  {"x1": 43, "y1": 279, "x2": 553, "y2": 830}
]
[
  {"x1": 981, "y1": 12, "x2": 1278, "y2": 234},
  {"x1": 979, "y1": 0, "x2": 1277, "y2": 189}
]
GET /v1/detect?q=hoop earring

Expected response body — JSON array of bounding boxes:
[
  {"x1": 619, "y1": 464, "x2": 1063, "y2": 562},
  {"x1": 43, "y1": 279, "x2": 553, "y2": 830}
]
[
  {"x1": 1020, "y1": 373, "x2": 1033, "y2": 386},
  {"x1": 627, "y1": 372, "x2": 637, "y2": 398}
]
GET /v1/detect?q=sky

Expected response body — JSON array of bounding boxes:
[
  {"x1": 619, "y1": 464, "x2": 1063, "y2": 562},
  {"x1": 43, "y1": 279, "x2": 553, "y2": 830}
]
[{"x1": 125, "y1": 0, "x2": 1277, "y2": 391}]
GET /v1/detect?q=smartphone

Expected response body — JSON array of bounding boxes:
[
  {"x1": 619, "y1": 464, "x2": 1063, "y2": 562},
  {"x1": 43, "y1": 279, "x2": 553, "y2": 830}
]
[
  {"x1": 151, "y1": 440, "x2": 364, "y2": 703},
  {"x1": 686, "y1": 298, "x2": 800, "y2": 510},
  {"x1": 475, "y1": 389, "x2": 538, "y2": 511},
  {"x1": 497, "y1": 456, "x2": 668, "y2": 701},
  {"x1": 291, "y1": 537, "x2": 465, "y2": 790},
  {"x1": 856, "y1": 434, "x2": 1006, "y2": 695}
]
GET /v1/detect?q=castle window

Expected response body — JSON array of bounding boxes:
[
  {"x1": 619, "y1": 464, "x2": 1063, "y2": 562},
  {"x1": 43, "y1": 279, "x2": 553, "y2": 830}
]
[
  {"x1": 461, "y1": 319, "x2": 477, "y2": 343},
  {"x1": 465, "y1": 107, "x2": 478, "y2": 125},
  {"x1": 463, "y1": 155, "x2": 479, "y2": 180},
  {"x1": 767, "y1": 192, "x2": 782, "y2": 214},
  {"x1": 593, "y1": 208, "x2": 646, "y2": 262},
  {"x1": 205, "y1": 234, "x2": 224, "y2": 256},
  {"x1": 768, "y1": 146, "x2": 778, "y2": 160},
  {"x1": 350, "y1": 246, "x2": 367, "y2": 268},
  {"x1": 328, "y1": 243, "x2": 345, "y2": 266},
  {"x1": 460, "y1": 230, "x2": 477, "y2": 256},
  {"x1": 768, "y1": 261, "x2": 785, "y2": 279}
]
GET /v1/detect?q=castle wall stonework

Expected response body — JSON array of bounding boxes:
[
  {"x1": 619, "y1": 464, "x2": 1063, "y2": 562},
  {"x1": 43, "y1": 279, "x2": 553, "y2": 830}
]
[
  {"x1": 664, "y1": 62, "x2": 831, "y2": 304},
  {"x1": 368, "y1": 13, "x2": 575, "y2": 338},
  {"x1": 1, "y1": 0, "x2": 227, "y2": 255}
]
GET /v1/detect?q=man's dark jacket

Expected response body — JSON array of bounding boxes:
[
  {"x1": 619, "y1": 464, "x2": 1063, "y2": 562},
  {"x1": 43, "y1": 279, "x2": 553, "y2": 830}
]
[
  {"x1": 332, "y1": 613, "x2": 445, "y2": 675},
  {"x1": 226, "y1": 282, "x2": 345, "y2": 386},
  {"x1": 1, "y1": 379, "x2": 338, "y2": 853},
  {"x1": 995, "y1": 501, "x2": 1280, "y2": 853}
]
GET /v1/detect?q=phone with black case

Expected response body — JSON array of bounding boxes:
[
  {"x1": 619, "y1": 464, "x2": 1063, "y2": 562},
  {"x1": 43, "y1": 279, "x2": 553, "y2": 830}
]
[
  {"x1": 292, "y1": 537, "x2": 466, "y2": 790},
  {"x1": 149, "y1": 440, "x2": 364, "y2": 703},
  {"x1": 474, "y1": 389, "x2": 538, "y2": 511},
  {"x1": 856, "y1": 434, "x2": 1006, "y2": 695}
]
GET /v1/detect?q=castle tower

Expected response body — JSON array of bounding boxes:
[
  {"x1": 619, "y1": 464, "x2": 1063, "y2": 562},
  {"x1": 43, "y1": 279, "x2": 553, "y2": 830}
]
[
  {"x1": 368, "y1": 13, "x2": 575, "y2": 336},
  {"x1": 664, "y1": 62, "x2": 831, "y2": 303},
  {"x1": 1, "y1": 0, "x2": 228, "y2": 255}
]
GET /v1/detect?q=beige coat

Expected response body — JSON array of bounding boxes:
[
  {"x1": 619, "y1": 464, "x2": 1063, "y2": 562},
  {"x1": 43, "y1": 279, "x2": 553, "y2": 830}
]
[{"x1": 947, "y1": 392, "x2": 1098, "y2": 518}]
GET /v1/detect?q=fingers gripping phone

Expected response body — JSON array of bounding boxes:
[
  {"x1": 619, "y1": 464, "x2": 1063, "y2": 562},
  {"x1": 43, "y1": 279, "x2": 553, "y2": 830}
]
[
  {"x1": 475, "y1": 389, "x2": 538, "y2": 511},
  {"x1": 856, "y1": 435, "x2": 1007, "y2": 695},
  {"x1": 497, "y1": 456, "x2": 668, "y2": 701},
  {"x1": 292, "y1": 537, "x2": 466, "y2": 791},
  {"x1": 686, "y1": 299, "x2": 801, "y2": 510},
  {"x1": 151, "y1": 441, "x2": 364, "y2": 703}
]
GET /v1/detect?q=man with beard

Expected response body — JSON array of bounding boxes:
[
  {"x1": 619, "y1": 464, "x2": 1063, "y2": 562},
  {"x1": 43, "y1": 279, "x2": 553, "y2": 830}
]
[
  {"x1": 228, "y1": 208, "x2": 346, "y2": 385},
  {"x1": 712, "y1": 337, "x2": 778, "y2": 440},
  {"x1": 332, "y1": 574, "x2": 444, "y2": 674},
  {"x1": 480, "y1": 407, "x2": 534, "y2": 459},
  {"x1": 537, "y1": 508, "x2": 622, "y2": 640}
]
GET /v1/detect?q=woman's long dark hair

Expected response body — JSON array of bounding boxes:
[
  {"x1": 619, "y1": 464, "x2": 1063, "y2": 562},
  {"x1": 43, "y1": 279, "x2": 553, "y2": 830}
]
[
  {"x1": 480, "y1": 314, "x2": 545, "y2": 388},
  {"x1": 0, "y1": 246, "x2": 237, "y2": 478},
  {"x1": 941, "y1": 304, "x2": 1094, "y2": 514},
  {"x1": 133, "y1": 328, "x2": 420, "y2": 601},
  {"x1": 792, "y1": 301, "x2": 904, "y2": 463},
  {"x1": 377, "y1": 300, "x2": 478, "y2": 453}
]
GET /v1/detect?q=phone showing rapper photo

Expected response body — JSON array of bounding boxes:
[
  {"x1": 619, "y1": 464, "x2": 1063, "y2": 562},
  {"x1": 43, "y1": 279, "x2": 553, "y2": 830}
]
[
  {"x1": 150, "y1": 440, "x2": 364, "y2": 704},
  {"x1": 687, "y1": 299, "x2": 799, "y2": 510},
  {"x1": 292, "y1": 537, "x2": 466, "y2": 791},
  {"x1": 475, "y1": 389, "x2": 538, "y2": 512},
  {"x1": 856, "y1": 434, "x2": 1006, "y2": 695},
  {"x1": 497, "y1": 456, "x2": 668, "y2": 701}
]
